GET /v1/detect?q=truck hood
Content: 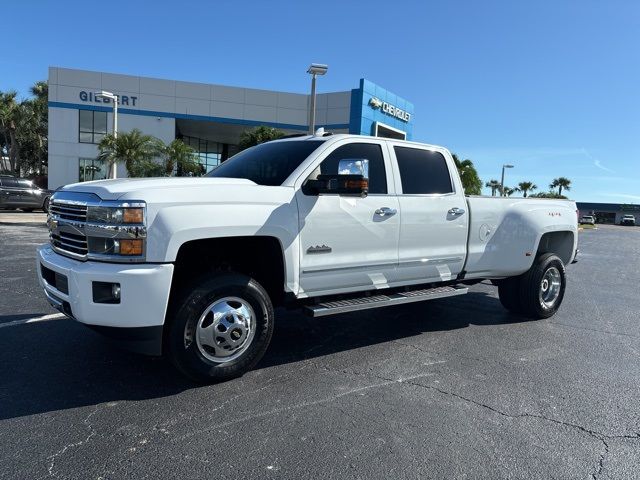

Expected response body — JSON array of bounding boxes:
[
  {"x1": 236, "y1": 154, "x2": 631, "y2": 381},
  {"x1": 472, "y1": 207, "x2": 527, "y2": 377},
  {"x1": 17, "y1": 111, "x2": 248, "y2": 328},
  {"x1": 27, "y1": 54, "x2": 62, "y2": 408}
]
[{"x1": 60, "y1": 177, "x2": 259, "y2": 201}]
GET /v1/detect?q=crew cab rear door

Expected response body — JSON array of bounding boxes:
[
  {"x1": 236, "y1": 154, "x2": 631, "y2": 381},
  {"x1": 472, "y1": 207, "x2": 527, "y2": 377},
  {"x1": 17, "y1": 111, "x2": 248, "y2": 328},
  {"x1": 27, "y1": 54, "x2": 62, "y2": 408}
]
[
  {"x1": 389, "y1": 144, "x2": 469, "y2": 283},
  {"x1": 295, "y1": 139, "x2": 400, "y2": 296}
]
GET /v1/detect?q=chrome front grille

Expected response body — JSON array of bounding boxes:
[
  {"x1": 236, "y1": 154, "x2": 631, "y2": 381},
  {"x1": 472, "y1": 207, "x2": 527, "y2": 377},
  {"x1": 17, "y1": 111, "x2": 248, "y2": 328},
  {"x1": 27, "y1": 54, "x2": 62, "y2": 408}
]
[
  {"x1": 49, "y1": 200, "x2": 89, "y2": 259},
  {"x1": 47, "y1": 191, "x2": 147, "y2": 262},
  {"x1": 49, "y1": 202, "x2": 88, "y2": 222},
  {"x1": 51, "y1": 231, "x2": 88, "y2": 256}
]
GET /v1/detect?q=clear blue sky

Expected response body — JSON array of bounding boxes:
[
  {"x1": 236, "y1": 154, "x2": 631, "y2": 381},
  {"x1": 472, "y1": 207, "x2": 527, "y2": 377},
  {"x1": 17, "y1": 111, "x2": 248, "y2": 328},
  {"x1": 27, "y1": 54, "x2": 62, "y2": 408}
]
[{"x1": 3, "y1": 0, "x2": 639, "y2": 202}]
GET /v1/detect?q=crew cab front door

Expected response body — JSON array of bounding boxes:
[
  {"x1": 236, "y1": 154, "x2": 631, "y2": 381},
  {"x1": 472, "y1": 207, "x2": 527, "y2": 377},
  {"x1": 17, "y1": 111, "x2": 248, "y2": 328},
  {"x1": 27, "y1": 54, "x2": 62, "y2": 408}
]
[
  {"x1": 390, "y1": 145, "x2": 469, "y2": 283},
  {"x1": 295, "y1": 140, "x2": 400, "y2": 296},
  {"x1": 17, "y1": 179, "x2": 42, "y2": 208}
]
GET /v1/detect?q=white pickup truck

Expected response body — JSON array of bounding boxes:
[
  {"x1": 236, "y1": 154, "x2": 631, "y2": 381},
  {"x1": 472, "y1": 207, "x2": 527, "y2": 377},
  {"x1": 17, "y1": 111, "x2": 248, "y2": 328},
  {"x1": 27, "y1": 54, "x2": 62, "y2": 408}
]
[{"x1": 37, "y1": 134, "x2": 578, "y2": 381}]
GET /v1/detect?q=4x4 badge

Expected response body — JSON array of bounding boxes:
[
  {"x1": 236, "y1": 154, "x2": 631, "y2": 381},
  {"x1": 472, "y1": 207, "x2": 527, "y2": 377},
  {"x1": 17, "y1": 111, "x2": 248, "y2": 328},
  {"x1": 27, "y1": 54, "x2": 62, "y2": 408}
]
[{"x1": 307, "y1": 245, "x2": 332, "y2": 254}]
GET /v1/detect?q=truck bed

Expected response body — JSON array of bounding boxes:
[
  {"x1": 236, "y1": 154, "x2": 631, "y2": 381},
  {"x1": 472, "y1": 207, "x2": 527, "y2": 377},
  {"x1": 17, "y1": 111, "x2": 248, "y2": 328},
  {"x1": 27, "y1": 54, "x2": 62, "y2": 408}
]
[{"x1": 463, "y1": 196, "x2": 578, "y2": 279}]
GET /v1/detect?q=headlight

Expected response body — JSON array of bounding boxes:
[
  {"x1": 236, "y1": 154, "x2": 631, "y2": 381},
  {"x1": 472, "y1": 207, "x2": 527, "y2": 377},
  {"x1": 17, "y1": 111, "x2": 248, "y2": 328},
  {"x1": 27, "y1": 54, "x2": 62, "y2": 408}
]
[
  {"x1": 48, "y1": 192, "x2": 147, "y2": 263},
  {"x1": 87, "y1": 206, "x2": 145, "y2": 224},
  {"x1": 88, "y1": 237, "x2": 145, "y2": 256},
  {"x1": 84, "y1": 202, "x2": 147, "y2": 261}
]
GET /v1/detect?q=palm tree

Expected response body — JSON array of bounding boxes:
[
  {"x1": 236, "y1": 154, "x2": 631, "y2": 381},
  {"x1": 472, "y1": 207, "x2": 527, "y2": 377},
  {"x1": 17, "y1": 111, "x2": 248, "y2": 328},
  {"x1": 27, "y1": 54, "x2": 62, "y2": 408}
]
[
  {"x1": 0, "y1": 90, "x2": 20, "y2": 173},
  {"x1": 485, "y1": 179, "x2": 501, "y2": 196},
  {"x1": 97, "y1": 129, "x2": 163, "y2": 178},
  {"x1": 452, "y1": 154, "x2": 482, "y2": 195},
  {"x1": 163, "y1": 139, "x2": 203, "y2": 176},
  {"x1": 516, "y1": 181, "x2": 538, "y2": 198},
  {"x1": 1, "y1": 82, "x2": 49, "y2": 176},
  {"x1": 503, "y1": 186, "x2": 516, "y2": 197},
  {"x1": 238, "y1": 126, "x2": 284, "y2": 151},
  {"x1": 30, "y1": 81, "x2": 48, "y2": 100},
  {"x1": 550, "y1": 177, "x2": 572, "y2": 196}
]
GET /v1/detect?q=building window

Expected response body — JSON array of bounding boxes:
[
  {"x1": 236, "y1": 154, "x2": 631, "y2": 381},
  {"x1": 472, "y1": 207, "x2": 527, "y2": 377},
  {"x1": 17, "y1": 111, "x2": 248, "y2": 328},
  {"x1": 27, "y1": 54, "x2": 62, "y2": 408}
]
[
  {"x1": 79, "y1": 158, "x2": 107, "y2": 182},
  {"x1": 79, "y1": 110, "x2": 107, "y2": 144},
  {"x1": 181, "y1": 135, "x2": 223, "y2": 173}
]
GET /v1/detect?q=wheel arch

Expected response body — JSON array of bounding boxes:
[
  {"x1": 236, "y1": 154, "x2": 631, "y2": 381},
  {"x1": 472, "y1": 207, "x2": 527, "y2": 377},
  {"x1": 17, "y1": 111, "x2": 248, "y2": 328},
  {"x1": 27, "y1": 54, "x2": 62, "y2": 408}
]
[
  {"x1": 535, "y1": 230, "x2": 575, "y2": 265},
  {"x1": 168, "y1": 235, "x2": 288, "y2": 310}
]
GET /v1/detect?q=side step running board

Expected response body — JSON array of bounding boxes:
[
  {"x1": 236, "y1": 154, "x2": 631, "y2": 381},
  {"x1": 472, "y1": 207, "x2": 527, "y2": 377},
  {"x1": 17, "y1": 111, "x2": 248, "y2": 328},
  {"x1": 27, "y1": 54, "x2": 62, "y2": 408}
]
[{"x1": 304, "y1": 285, "x2": 468, "y2": 317}]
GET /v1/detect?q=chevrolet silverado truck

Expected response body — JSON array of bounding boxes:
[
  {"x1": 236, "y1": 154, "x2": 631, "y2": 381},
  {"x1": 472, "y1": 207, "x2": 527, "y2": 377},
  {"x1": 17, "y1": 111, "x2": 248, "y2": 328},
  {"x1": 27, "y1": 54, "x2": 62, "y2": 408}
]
[{"x1": 37, "y1": 133, "x2": 578, "y2": 382}]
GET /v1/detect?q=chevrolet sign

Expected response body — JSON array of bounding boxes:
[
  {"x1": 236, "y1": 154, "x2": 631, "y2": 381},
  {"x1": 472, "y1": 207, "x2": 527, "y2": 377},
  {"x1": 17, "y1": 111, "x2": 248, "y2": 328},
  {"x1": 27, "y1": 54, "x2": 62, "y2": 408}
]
[{"x1": 369, "y1": 97, "x2": 411, "y2": 123}]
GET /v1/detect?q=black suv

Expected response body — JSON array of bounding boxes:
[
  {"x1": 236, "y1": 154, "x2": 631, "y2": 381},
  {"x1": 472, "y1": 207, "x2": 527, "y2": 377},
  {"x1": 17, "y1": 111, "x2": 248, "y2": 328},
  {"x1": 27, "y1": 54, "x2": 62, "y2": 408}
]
[{"x1": 0, "y1": 175, "x2": 51, "y2": 212}]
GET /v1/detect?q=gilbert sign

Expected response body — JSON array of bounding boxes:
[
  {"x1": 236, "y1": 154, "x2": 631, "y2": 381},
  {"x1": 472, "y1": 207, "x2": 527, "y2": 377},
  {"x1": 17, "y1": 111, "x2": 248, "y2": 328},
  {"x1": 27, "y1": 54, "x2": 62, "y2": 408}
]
[
  {"x1": 79, "y1": 91, "x2": 138, "y2": 107},
  {"x1": 369, "y1": 97, "x2": 411, "y2": 123}
]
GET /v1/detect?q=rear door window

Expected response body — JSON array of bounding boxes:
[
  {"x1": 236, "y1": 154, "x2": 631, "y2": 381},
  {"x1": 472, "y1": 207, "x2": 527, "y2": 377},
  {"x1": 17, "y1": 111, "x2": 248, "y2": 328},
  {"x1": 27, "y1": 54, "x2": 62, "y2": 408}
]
[
  {"x1": 1, "y1": 178, "x2": 18, "y2": 187},
  {"x1": 394, "y1": 147, "x2": 453, "y2": 195}
]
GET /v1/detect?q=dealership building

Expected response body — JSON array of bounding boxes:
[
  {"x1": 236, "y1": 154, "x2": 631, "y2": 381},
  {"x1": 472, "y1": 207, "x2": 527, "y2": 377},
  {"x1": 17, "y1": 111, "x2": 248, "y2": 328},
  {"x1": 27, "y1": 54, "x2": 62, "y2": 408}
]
[
  {"x1": 47, "y1": 67, "x2": 415, "y2": 189},
  {"x1": 577, "y1": 202, "x2": 640, "y2": 225}
]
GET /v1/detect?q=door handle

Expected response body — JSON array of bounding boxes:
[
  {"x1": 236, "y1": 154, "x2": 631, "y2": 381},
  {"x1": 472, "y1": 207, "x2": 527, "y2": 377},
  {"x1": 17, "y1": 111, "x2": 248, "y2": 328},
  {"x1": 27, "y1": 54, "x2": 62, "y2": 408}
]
[
  {"x1": 448, "y1": 207, "x2": 466, "y2": 215},
  {"x1": 375, "y1": 207, "x2": 397, "y2": 216}
]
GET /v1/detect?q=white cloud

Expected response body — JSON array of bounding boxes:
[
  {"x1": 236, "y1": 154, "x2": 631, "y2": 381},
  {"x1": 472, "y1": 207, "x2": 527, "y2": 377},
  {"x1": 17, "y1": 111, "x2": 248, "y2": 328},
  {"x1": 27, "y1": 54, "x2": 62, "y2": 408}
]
[{"x1": 581, "y1": 148, "x2": 616, "y2": 173}]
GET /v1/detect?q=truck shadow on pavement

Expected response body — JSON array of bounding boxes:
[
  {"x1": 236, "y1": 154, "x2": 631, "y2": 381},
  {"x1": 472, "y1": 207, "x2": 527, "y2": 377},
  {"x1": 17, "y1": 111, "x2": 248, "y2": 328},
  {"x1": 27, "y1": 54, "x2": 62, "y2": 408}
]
[{"x1": 0, "y1": 289, "x2": 526, "y2": 420}]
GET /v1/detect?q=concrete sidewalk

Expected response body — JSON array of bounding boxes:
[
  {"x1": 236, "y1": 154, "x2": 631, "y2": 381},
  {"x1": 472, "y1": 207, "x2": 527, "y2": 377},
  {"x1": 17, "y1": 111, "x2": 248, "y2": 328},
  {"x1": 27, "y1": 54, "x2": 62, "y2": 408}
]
[{"x1": 0, "y1": 211, "x2": 47, "y2": 224}]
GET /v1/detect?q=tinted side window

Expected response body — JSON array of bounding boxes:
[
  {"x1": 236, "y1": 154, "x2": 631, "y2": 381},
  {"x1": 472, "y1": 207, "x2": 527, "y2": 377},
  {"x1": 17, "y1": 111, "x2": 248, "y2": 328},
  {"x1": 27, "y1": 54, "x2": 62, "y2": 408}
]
[
  {"x1": 18, "y1": 179, "x2": 33, "y2": 188},
  {"x1": 1, "y1": 178, "x2": 17, "y2": 187},
  {"x1": 315, "y1": 143, "x2": 387, "y2": 194},
  {"x1": 394, "y1": 147, "x2": 453, "y2": 194}
]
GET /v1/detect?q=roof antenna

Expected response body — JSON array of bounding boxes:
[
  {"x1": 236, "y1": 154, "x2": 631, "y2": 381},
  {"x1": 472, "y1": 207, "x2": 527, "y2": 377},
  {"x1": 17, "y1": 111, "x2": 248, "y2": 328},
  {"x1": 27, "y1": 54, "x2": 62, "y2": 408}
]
[{"x1": 314, "y1": 127, "x2": 325, "y2": 136}]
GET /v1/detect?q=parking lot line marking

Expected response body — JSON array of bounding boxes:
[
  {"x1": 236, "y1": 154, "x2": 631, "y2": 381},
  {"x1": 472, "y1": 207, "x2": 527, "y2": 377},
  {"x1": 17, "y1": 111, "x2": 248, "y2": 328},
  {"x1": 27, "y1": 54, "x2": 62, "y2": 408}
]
[{"x1": 0, "y1": 313, "x2": 66, "y2": 329}]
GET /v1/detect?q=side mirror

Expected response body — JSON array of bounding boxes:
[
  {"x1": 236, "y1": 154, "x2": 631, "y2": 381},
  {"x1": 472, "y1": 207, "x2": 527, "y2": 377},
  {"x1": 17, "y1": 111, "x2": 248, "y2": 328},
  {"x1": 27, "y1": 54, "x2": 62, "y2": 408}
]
[{"x1": 305, "y1": 158, "x2": 369, "y2": 197}]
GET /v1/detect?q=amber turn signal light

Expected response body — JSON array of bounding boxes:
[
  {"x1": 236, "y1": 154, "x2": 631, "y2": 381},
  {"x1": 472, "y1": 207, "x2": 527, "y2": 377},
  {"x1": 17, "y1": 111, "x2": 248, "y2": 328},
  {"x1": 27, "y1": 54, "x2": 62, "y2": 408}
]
[
  {"x1": 119, "y1": 239, "x2": 143, "y2": 255},
  {"x1": 344, "y1": 179, "x2": 369, "y2": 189},
  {"x1": 123, "y1": 208, "x2": 144, "y2": 224}
]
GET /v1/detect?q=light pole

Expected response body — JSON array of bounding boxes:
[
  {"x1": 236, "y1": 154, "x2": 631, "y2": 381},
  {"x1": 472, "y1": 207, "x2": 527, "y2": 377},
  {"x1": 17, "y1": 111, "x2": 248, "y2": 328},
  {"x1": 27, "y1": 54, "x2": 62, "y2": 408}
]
[
  {"x1": 500, "y1": 164, "x2": 514, "y2": 196},
  {"x1": 307, "y1": 63, "x2": 328, "y2": 135},
  {"x1": 95, "y1": 90, "x2": 119, "y2": 178}
]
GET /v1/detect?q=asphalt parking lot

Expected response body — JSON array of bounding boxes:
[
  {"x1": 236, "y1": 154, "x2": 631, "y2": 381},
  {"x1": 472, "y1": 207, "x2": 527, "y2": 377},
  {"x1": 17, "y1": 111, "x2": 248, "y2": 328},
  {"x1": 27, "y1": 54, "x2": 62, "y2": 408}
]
[{"x1": 1, "y1": 213, "x2": 639, "y2": 479}]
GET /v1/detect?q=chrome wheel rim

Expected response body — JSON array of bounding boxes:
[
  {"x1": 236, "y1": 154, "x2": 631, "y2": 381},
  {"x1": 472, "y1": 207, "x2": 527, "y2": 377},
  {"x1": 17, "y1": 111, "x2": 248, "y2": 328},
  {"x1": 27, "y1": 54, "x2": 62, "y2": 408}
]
[
  {"x1": 190, "y1": 296, "x2": 256, "y2": 363},
  {"x1": 539, "y1": 267, "x2": 561, "y2": 309}
]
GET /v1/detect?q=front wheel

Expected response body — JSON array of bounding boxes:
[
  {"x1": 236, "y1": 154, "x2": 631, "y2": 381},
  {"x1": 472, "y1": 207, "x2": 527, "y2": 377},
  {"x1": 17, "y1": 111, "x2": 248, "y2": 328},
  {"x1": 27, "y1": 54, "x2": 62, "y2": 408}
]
[
  {"x1": 42, "y1": 196, "x2": 50, "y2": 213},
  {"x1": 519, "y1": 253, "x2": 566, "y2": 319},
  {"x1": 167, "y1": 272, "x2": 274, "y2": 383}
]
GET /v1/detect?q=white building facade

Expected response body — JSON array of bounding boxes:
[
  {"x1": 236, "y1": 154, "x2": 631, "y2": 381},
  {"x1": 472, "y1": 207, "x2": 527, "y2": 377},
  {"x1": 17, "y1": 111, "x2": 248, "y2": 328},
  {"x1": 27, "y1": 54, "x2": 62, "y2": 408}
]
[{"x1": 47, "y1": 67, "x2": 415, "y2": 189}]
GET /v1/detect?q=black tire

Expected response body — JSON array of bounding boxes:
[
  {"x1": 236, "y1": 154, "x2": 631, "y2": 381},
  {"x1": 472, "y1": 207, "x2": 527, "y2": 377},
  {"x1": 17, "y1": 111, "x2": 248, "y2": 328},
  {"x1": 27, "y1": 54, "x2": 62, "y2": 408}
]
[
  {"x1": 498, "y1": 276, "x2": 524, "y2": 314},
  {"x1": 519, "y1": 253, "x2": 566, "y2": 319},
  {"x1": 167, "y1": 272, "x2": 274, "y2": 383},
  {"x1": 42, "y1": 196, "x2": 50, "y2": 213}
]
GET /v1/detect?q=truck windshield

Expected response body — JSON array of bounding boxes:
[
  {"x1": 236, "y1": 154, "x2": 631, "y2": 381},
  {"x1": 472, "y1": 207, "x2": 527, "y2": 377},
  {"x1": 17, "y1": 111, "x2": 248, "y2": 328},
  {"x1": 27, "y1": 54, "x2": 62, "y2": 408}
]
[{"x1": 207, "y1": 140, "x2": 325, "y2": 186}]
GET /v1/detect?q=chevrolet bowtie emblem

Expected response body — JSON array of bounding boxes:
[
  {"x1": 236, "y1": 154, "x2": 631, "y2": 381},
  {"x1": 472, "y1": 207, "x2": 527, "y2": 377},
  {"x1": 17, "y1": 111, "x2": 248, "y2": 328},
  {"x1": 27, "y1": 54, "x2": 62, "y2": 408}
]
[
  {"x1": 369, "y1": 97, "x2": 382, "y2": 109},
  {"x1": 47, "y1": 217, "x2": 58, "y2": 231}
]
